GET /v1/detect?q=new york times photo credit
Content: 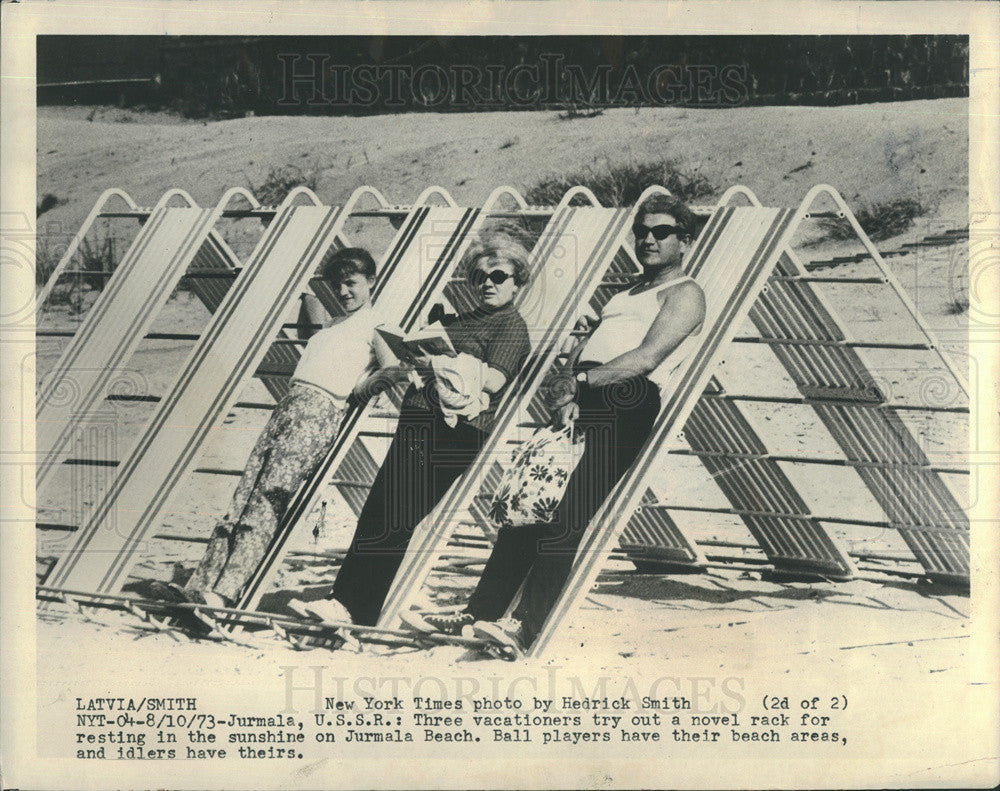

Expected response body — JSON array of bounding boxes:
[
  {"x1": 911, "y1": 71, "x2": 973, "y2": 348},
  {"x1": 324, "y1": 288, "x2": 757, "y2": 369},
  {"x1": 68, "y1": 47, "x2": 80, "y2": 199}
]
[{"x1": 1, "y1": 2, "x2": 998, "y2": 789}]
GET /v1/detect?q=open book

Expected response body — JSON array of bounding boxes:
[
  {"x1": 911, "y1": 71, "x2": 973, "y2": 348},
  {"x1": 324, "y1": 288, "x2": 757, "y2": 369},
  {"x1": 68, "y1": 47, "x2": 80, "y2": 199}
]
[{"x1": 376, "y1": 322, "x2": 456, "y2": 364}]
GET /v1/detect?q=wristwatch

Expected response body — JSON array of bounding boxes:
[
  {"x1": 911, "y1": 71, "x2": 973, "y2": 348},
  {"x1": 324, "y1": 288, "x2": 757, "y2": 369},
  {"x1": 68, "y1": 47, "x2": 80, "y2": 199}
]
[{"x1": 576, "y1": 371, "x2": 588, "y2": 385}]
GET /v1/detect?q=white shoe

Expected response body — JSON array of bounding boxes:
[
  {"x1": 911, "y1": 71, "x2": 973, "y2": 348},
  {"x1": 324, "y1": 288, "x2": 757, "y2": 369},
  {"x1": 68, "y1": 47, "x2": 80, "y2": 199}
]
[
  {"x1": 473, "y1": 617, "x2": 526, "y2": 656},
  {"x1": 400, "y1": 610, "x2": 474, "y2": 636},
  {"x1": 288, "y1": 598, "x2": 359, "y2": 651},
  {"x1": 297, "y1": 598, "x2": 353, "y2": 625},
  {"x1": 201, "y1": 591, "x2": 231, "y2": 610}
]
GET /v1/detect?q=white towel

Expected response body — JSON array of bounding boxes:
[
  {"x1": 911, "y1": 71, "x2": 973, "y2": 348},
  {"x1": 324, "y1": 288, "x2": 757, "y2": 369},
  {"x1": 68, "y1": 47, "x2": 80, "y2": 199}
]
[{"x1": 431, "y1": 352, "x2": 491, "y2": 427}]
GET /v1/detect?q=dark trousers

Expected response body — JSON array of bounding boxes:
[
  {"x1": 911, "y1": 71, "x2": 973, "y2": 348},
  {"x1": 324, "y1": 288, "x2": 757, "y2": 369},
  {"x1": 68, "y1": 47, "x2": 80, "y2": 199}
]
[
  {"x1": 333, "y1": 406, "x2": 485, "y2": 625},
  {"x1": 466, "y1": 376, "x2": 661, "y2": 644}
]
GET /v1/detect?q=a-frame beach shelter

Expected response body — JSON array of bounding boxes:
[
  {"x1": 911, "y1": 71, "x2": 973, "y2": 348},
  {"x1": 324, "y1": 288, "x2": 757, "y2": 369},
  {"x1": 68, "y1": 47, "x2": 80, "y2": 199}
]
[
  {"x1": 230, "y1": 186, "x2": 634, "y2": 615},
  {"x1": 741, "y1": 185, "x2": 968, "y2": 583},
  {"x1": 36, "y1": 185, "x2": 376, "y2": 540},
  {"x1": 528, "y1": 185, "x2": 970, "y2": 658},
  {"x1": 376, "y1": 185, "x2": 848, "y2": 632},
  {"x1": 373, "y1": 187, "x2": 638, "y2": 629},
  {"x1": 36, "y1": 188, "x2": 257, "y2": 494},
  {"x1": 613, "y1": 186, "x2": 858, "y2": 581},
  {"x1": 615, "y1": 185, "x2": 969, "y2": 587},
  {"x1": 43, "y1": 186, "x2": 488, "y2": 594},
  {"x1": 35, "y1": 179, "x2": 970, "y2": 652},
  {"x1": 44, "y1": 187, "x2": 355, "y2": 592}
]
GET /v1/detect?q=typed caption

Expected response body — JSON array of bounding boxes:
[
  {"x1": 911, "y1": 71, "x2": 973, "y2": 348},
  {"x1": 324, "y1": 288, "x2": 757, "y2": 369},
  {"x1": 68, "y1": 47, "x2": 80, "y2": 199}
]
[{"x1": 71, "y1": 673, "x2": 850, "y2": 760}]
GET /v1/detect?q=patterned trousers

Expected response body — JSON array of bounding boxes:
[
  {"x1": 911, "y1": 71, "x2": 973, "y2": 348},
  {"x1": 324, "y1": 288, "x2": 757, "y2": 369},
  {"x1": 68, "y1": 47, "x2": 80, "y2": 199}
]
[{"x1": 185, "y1": 383, "x2": 344, "y2": 603}]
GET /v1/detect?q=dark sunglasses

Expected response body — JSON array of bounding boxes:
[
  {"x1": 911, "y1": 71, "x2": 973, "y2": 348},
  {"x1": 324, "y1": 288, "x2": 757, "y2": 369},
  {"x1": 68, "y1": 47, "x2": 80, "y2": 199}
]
[
  {"x1": 470, "y1": 268, "x2": 514, "y2": 287},
  {"x1": 632, "y1": 223, "x2": 684, "y2": 241}
]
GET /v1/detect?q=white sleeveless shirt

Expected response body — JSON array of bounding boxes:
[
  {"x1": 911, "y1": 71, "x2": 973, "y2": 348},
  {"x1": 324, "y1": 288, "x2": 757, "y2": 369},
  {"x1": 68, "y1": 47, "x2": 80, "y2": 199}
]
[
  {"x1": 291, "y1": 304, "x2": 383, "y2": 408},
  {"x1": 578, "y1": 275, "x2": 702, "y2": 398}
]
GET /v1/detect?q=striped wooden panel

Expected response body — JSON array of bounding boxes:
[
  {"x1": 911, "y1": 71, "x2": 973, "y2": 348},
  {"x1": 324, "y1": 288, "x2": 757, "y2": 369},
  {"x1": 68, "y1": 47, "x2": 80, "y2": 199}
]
[
  {"x1": 816, "y1": 403, "x2": 969, "y2": 581},
  {"x1": 36, "y1": 206, "x2": 218, "y2": 495},
  {"x1": 45, "y1": 204, "x2": 348, "y2": 593},
  {"x1": 338, "y1": 441, "x2": 380, "y2": 518},
  {"x1": 308, "y1": 276, "x2": 348, "y2": 320},
  {"x1": 377, "y1": 204, "x2": 634, "y2": 628},
  {"x1": 255, "y1": 340, "x2": 303, "y2": 401},
  {"x1": 619, "y1": 490, "x2": 705, "y2": 568},
  {"x1": 466, "y1": 461, "x2": 505, "y2": 536},
  {"x1": 529, "y1": 205, "x2": 799, "y2": 657},
  {"x1": 185, "y1": 231, "x2": 241, "y2": 313},
  {"x1": 442, "y1": 279, "x2": 479, "y2": 315},
  {"x1": 759, "y1": 253, "x2": 969, "y2": 583},
  {"x1": 681, "y1": 389, "x2": 856, "y2": 578}
]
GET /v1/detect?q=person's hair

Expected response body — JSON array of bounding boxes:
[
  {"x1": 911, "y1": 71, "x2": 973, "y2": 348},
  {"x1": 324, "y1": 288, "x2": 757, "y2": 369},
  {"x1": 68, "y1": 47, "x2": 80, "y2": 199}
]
[
  {"x1": 321, "y1": 247, "x2": 377, "y2": 283},
  {"x1": 635, "y1": 194, "x2": 698, "y2": 241},
  {"x1": 461, "y1": 229, "x2": 532, "y2": 287}
]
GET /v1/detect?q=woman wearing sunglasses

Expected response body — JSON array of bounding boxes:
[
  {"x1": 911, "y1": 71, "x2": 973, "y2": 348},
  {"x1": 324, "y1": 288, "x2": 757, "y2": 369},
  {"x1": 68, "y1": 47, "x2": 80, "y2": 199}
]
[
  {"x1": 301, "y1": 230, "x2": 533, "y2": 628},
  {"x1": 403, "y1": 194, "x2": 707, "y2": 655}
]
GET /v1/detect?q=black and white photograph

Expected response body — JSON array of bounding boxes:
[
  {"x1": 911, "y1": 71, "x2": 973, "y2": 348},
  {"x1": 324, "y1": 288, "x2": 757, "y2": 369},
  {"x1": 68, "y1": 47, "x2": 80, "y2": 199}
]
[{"x1": 1, "y1": 2, "x2": 997, "y2": 789}]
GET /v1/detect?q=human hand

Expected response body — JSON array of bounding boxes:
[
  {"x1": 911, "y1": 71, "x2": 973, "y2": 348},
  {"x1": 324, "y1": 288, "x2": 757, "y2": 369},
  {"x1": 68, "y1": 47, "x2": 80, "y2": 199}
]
[
  {"x1": 544, "y1": 372, "x2": 578, "y2": 409},
  {"x1": 411, "y1": 352, "x2": 435, "y2": 369},
  {"x1": 551, "y1": 401, "x2": 579, "y2": 429}
]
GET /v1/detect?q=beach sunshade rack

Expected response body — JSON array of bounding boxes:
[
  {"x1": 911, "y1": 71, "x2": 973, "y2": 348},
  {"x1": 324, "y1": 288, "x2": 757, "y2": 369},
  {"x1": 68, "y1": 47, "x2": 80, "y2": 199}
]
[{"x1": 35, "y1": 183, "x2": 970, "y2": 656}]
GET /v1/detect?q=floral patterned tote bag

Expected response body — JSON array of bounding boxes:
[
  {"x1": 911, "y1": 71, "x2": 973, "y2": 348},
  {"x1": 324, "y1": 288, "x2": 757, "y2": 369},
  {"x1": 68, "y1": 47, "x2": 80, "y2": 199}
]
[{"x1": 487, "y1": 426, "x2": 585, "y2": 528}]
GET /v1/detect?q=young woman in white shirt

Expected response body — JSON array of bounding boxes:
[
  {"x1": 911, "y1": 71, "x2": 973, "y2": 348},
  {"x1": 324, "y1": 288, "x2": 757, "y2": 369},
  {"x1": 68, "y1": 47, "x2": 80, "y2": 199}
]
[{"x1": 155, "y1": 247, "x2": 406, "y2": 609}]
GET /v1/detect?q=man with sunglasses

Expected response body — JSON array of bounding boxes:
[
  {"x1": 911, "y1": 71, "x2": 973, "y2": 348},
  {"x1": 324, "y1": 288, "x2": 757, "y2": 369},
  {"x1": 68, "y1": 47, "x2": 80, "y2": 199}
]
[
  {"x1": 552, "y1": 194, "x2": 705, "y2": 422},
  {"x1": 403, "y1": 194, "x2": 706, "y2": 654}
]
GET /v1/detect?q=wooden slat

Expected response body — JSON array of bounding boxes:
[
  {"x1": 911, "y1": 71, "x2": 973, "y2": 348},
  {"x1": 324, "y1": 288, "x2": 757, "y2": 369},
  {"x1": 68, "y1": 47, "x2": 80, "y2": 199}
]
[{"x1": 184, "y1": 232, "x2": 241, "y2": 313}]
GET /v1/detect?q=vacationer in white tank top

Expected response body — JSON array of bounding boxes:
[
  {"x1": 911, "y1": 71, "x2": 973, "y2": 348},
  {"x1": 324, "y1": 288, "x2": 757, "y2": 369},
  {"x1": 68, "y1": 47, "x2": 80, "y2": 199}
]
[
  {"x1": 291, "y1": 303, "x2": 384, "y2": 409},
  {"x1": 578, "y1": 274, "x2": 703, "y2": 397}
]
